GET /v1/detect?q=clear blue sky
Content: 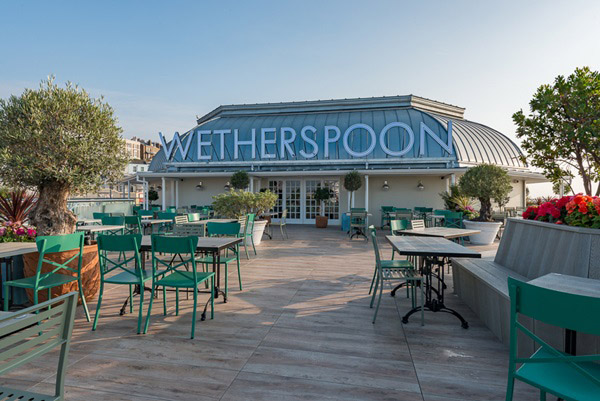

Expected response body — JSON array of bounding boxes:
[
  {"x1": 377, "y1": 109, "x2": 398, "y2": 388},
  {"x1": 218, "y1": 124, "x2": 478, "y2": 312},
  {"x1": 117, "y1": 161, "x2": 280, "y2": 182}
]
[{"x1": 1, "y1": 0, "x2": 599, "y2": 194}]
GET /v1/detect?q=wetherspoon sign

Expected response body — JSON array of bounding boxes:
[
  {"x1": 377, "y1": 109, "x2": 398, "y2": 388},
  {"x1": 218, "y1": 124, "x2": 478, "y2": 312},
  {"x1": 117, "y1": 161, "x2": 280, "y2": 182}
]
[{"x1": 160, "y1": 120, "x2": 453, "y2": 161}]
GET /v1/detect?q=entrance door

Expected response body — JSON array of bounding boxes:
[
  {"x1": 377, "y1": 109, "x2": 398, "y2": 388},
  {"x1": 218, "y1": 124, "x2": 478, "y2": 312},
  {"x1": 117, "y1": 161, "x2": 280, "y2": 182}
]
[{"x1": 304, "y1": 179, "x2": 340, "y2": 225}]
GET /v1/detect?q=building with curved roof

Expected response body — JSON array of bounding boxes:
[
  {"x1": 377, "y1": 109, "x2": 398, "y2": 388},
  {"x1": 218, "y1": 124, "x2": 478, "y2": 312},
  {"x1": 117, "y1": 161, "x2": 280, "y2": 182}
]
[{"x1": 140, "y1": 95, "x2": 545, "y2": 225}]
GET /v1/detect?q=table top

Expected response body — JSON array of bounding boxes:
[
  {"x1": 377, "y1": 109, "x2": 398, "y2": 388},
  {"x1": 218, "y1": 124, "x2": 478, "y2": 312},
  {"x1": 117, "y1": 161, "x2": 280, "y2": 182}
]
[
  {"x1": 400, "y1": 227, "x2": 481, "y2": 239},
  {"x1": 0, "y1": 242, "x2": 38, "y2": 258},
  {"x1": 182, "y1": 218, "x2": 237, "y2": 225},
  {"x1": 76, "y1": 225, "x2": 123, "y2": 233},
  {"x1": 344, "y1": 212, "x2": 373, "y2": 216},
  {"x1": 77, "y1": 218, "x2": 101, "y2": 224},
  {"x1": 386, "y1": 235, "x2": 482, "y2": 258},
  {"x1": 528, "y1": 273, "x2": 600, "y2": 298},
  {"x1": 141, "y1": 219, "x2": 172, "y2": 224},
  {"x1": 140, "y1": 235, "x2": 242, "y2": 252}
]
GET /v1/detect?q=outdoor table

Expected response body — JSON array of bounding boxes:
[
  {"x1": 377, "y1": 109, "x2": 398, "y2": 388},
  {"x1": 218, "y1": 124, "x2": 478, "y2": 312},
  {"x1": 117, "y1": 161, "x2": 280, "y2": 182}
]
[
  {"x1": 136, "y1": 235, "x2": 243, "y2": 320},
  {"x1": 386, "y1": 235, "x2": 481, "y2": 328},
  {"x1": 528, "y1": 273, "x2": 600, "y2": 355},
  {"x1": 0, "y1": 243, "x2": 38, "y2": 307},
  {"x1": 76, "y1": 218, "x2": 101, "y2": 225},
  {"x1": 427, "y1": 214, "x2": 445, "y2": 227},
  {"x1": 400, "y1": 227, "x2": 481, "y2": 239},
  {"x1": 181, "y1": 218, "x2": 237, "y2": 236},
  {"x1": 76, "y1": 225, "x2": 123, "y2": 233},
  {"x1": 140, "y1": 218, "x2": 173, "y2": 234}
]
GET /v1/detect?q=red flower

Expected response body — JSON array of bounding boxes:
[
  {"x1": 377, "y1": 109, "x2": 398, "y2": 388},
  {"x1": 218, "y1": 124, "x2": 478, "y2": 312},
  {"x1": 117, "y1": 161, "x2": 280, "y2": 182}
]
[{"x1": 579, "y1": 203, "x2": 589, "y2": 214}]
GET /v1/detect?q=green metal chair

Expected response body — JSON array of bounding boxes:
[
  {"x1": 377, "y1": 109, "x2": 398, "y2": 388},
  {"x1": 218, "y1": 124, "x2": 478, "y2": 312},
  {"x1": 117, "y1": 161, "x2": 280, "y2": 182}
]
[
  {"x1": 368, "y1": 226, "x2": 423, "y2": 325},
  {"x1": 187, "y1": 213, "x2": 201, "y2": 222},
  {"x1": 505, "y1": 277, "x2": 600, "y2": 401},
  {"x1": 138, "y1": 209, "x2": 154, "y2": 218},
  {"x1": 144, "y1": 235, "x2": 215, "y2": 339},
  {"x1": 124, "y1": 215, "x2": 143, "y2": 235},
  {"x1": 241, "y1": 213, "x2": 257, "y2": 259},
  {"x1": 100, "y1": 216, "x2": 125, "y2": 235},
  {"x1": 444, "y1": 211, "x2": 464, "y2": 228},
  {"x1": 94, "y1": 234, "x2": 150, "y2": 334},
  {"x1": 166, "y1": 207, "x2": 177, "y2": 213},
  {"x1": 380, "y1": 206, "x2": 395, "y2": 228},
  {"x1": 432, "y1": 209, "x2": 451, "y2": 227},
  {"x1": 93, "y1": 212, "x2": 109, "y2": 219},
  {"x1": 132, "y1": 205, "x2": 142, "y2": 214},
  {"x1": 110, "y1": 212, "x2": 125, "y2": 217},
  {"x1": 156, "y1": 212, "x2": 177, "y2": 233},
  {"x1": 0, "y1": 292, "x2": 77, "y2": 401},
  {"x1": 3, "y1": 232, "x2": 91, "y2": 322},
  {"x1": 151, "y1": 206, "x2": 161, "y2": 212},
  {"x1": 389, "y1": 219, "x2": 410, "y2": 260},
  {"x1": 393, "y1": 207, "x2": 413, "y2": 221},
  {"x1": 349, "y1": 210, "x2": 368, "y2": 241},
  {"x1": 197, "y1": 222, "x2": 242, "y2": 296}
]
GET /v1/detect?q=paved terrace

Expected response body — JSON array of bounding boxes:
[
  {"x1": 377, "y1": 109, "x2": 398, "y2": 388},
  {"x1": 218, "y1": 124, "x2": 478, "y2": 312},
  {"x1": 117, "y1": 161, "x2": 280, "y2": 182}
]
[{"x1": 2, "y1": 226, "x2": 539, "y2": 400}]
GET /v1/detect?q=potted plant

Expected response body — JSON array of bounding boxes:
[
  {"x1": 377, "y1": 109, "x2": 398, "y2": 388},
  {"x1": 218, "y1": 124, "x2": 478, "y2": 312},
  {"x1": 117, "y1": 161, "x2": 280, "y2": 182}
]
[
  {"x1": 343, "y1": 171, "x2": 362, "y2": 208},
  {"x1": 439, "y1": 184, "x2": 479, "y2": 220},
  {"x1": 459, "y1": 164, "x2": 512, "y2": 245},
  {"x1": 230, "y1": 170, "x2": 250, "y2": 190},
  {"x1": 251, "y1": 190, "x2": 277, "y2": 244},
  {"x1": 313, "y1": 186, "x2": 334, "y2": 228},
  {"x1": 0, "y1": 77, "x2": 129, "y2": 303}
]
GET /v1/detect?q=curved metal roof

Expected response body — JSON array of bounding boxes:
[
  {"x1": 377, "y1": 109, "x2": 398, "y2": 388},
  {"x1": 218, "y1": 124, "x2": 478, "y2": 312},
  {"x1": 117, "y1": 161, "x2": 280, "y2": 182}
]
[{"x1": 149, "y1": 96, "x2": 526, "y2": 172}]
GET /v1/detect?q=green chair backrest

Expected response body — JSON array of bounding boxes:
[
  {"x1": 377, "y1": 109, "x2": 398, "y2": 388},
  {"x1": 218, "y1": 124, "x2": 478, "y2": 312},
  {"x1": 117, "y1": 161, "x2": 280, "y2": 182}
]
[
  {"x1": 157, "y1": 212, "x2": 177, "y2": 221},
  {"x1": 207, "y1": 222, "x2": 241, "y2": 237},
  {"x1": 507, "y1": 277, "x2": 600, "y2": 389},
  {"x1": 151, "y1": 235, "x2": 199, "y2": 283},
  {"x1": 124, "y1": 215, "x2": 142, "y2": 234},
  {"x1": 350, "y1": 211, "x2": 367, "y2": 224},
  {"x1": 151, "y1": 206, "x2": 161, "y2": 211},
  {"x1": 368, "y1": 226, "x2": 381, "y2": 267},
  {"x1": 110, "y1": 212, "x2": 125, "y2": 217},
  {"x1": 187, "y1": 213, "x2": 201, "y2": 222},
  {"x1": 101, "y1": 216, "x2": 125, "y2": 226},
  {"x1": 35, "y1": 232, "x2": 85, "y2": 286},
  {"x1": 351, "y1": 208, "x2": 366, "y2": 212},
  {"x1": 0, "y1": 291, "x2": 77, "y2": 399},
  {"x1": 132, "y1": 205, "x2": 142, "y2": 213},
  {"x1": 138, "y1": 209, "x2": 154, "y2": 217},
  {"x1": 433, "y1": 209, "x2": 452, "y2": 216},
  {"x1": 381, "y1": 206, "x2": 394, "y2": 212},
  {"x1": 97, "y1": 234, "x2": 143, "y2": 278},
  {"x1": 190, "y1": 205, "x2": 197, "y2": 209},
  {"x1": 93, "y1": 212, "x2": 110, "y2": 219},
  {"x1": 390, "y1": 219, "x2": 409, "y2": 235},
  {"x1": 444, "y1": 211, "x2": 463, "y2": 228},
  {"x1": 166, "y1": 207, "x2": 176, "y2": 213}
]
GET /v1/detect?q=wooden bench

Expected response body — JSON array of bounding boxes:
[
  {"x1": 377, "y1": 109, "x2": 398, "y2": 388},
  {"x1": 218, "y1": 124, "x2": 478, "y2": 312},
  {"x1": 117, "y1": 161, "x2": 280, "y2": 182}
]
[{"x1": 452, "y1": 218, "x2": 600, "y2": 355}]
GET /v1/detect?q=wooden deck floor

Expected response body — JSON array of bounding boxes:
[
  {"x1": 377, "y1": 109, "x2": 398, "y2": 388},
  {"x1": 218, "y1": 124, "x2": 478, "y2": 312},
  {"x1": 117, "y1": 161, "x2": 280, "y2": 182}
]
[{"x1": 2, "y1": 225, "x2": 539, "y2": 400}]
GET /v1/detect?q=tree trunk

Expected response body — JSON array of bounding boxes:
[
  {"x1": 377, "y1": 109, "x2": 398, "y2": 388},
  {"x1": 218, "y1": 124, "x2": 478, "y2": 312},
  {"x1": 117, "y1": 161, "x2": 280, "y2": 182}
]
[
  {"x1": 30, "y1": 183, "x2": 76, "y2": 236},
  {"x1": 478, "y1": 198, "x2": 493, "y2": 222}
]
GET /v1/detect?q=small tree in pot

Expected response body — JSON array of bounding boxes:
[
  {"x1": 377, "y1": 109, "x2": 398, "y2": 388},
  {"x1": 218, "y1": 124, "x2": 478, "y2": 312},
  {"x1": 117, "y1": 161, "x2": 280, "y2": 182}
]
[
  {"x1": 459, "y1": 164, "x2": 512, "y2": 244},
  {"x1": 230, "y1": 170, "x2": 250, "y2": 190},
  {"x1": 313, "y1": 186, "x2": 334, "y2": 228},
  {"x1": 343, "y1": 171, "x2": 362, "y2": 208}
]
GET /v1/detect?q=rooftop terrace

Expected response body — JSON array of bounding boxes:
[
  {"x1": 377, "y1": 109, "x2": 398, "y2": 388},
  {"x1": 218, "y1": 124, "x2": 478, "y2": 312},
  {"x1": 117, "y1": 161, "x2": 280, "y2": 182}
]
[{"x1": 2, "y1": 226, "x2": 539, "y2": 400}]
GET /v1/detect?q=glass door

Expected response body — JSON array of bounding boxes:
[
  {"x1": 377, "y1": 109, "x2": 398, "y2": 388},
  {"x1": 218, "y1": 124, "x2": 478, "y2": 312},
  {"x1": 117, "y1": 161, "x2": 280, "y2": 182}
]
[
  {"x1": 284, "y1": 180, "x2": 302, "y2": 223},
  {"x1": 303, "y1": 178, "x2": 340, "y2": 225}
]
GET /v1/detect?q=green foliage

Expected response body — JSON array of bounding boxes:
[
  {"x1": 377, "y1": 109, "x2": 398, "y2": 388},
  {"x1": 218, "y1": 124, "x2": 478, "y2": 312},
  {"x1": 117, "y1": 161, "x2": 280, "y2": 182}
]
[
  {"x1": 343, "y1": 171, "x2": 362, "y2": 192},
  {"x1": 0, "y1": 189, "x2": 37, "y2": 225},
  {"x1": 230, "y1": 170, "x2": 250, "y2": 190},
  {"x1": 313, "y1": 187, "x2": 334, "y2": 202},
  {"x1": 513, "y1": 66, "x2": 600, "y2": 196},
  {"x1": 439, "y1": 185, "x2": 479, "y2": 220},
  {"x1": 459, "y1": 164, "x2": 512, "y2": 221},
  {"x1": 0, "y1": 77, "x2": 129, "y2": 194},
  {"x1": 148, "y1": 188, "x2": 159, "y2": 202},
  {"x1": 212, "y1": 189, "x2": 277, "y2": 219}
]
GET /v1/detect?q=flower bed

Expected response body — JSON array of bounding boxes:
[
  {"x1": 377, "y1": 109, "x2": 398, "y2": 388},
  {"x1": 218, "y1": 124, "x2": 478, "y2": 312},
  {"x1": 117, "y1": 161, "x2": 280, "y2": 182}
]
[
  {"x1": 0, "y1": 222, "x2": 37, "y2": 242},
  {"x1": 523, "y1": 194, "x2": 600, "y2": 228}
]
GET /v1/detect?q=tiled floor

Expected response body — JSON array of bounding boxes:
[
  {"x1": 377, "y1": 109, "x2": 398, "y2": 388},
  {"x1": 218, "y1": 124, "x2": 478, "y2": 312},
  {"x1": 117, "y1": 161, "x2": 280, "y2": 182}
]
[{"x1": 2, "y1": 225, "x2": 540, "y2": 400}]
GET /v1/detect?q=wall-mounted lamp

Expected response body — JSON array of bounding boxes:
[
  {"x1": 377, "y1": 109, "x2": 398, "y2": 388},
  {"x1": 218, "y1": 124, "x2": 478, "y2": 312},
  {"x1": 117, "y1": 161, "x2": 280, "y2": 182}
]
[
  {"x1": 382, "y1": 180, "x2": 390, "y2": 191},
  {"x1": 513, "y1": 179, "x2": 519, "y2": 184},
  {"x1": 157, "y1": 185, "x2": 162, "y2": 191},
  {"x1": 195, "y1": 181, "x2": 204, "y2": 190},
  {"x1": 417, "y1": 181, "x2": 425, "y2": 191},
  {"x1": 224, "y1": 181, "x2": 231, "y2": 190}
]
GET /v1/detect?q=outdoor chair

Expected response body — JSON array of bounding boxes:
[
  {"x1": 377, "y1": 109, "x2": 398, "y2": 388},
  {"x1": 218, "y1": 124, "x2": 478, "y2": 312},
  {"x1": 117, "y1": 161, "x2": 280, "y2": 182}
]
[
  {"x1": 173, "y1": 224, "x2": 204, "y2": 237},
  {"x1": 414, "y1": 207, "x2": 433, "y2": 220},
  {"x1": 393, "y1": 208, "x2": 413, "y2": 221},
  {"x1": 410, "y1": 219, "x2": 425, "y2": 230},
  {"x1": 151, "y1": 206, "x2": 161, "y2": 212},
  {"x1": 144, "y1": 235, "x2": 215, "y2": 339},
  {"x1": 124, "y1": 215, "x2": 143, "y2": 235},
  {"x1": 138, "y1": 209, "x2": 154, "y2": 218},
  {"x1": 0, "y1": 292, "x2": 77, "y2": 401},
  {"x1": 3, "y1": 232, "x2": 91, "y2": 322},
  {"x1": 389, "y1": 219, "x2": 410, "y2": 260},
  {"x1": 505, "y1": 277, "x2": 600, "y2": 401},
  {"x1": 432, "y1": 209, "x2": 451, "y2": 227},
  {"x1": 100, "y1": 216, "x2": 125, "y2": 235},
  {"x1": 241, "y1": 213, "x2": 257, "y2": 259},
  {"x1": 197, "y1": 222, "x2": 242, "y2": 296},
  {"x1": 187, "y1": 213, "x2": 201, "y2": 222},
  {"x1": 132, "y1": 205, "x2": 142, "y2": 215},
  {"x1": 380, "y1": 206, "x2": 395, "y2": 228},
  {"x1": 349, "y1": 210, "x2": 368, "y2": 241},
  {"x1": 110, "y1": 212, "x2": 125, "y2": 217},
  {"x1": 93, "y1": 212, "x2": 110, "y2": 219},
  {"x1": 156, "y1": 212, "x2": 177, "y2": 233},
  {"x1": 166, "y1": 207, "x2": 177, "y2": 213},
  {"x1": 94, "y1": 234, "x2": 158, "y2": 334},
  {"x1": 368, "y1": 226, "x2": 423, "y2": 325},
  {"x1": 444, "y1": 211, "x2": 463, "y2": 228},
  {"x1": 174, "y1": 215, "x2": 188, "y2": 225},
  {"x1": 270, "y1": 209, "x2": 289, "y2": 239}
]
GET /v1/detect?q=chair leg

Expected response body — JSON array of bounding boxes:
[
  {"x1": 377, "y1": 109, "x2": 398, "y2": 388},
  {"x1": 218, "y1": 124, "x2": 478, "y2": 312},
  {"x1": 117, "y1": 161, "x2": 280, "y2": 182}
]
[
  {"x1": 78, "y1": 278, "x2": 90, "y2": 322},
  {"x1": 129, "y1": 285, "x2": 134, "y2": 314},
  {"x1": 144, "y1": 285, "x2": 155, "y2": 334},
  {"x1": 137, "y1": 285, "x2": 144, "y2": 335},
  {"x1": 224, "y1": 264, "x2": 228, "y2": 299},
  {"x1": 175, "y1": 288, "x2": 179, "y2": 316},
  {"x1": 210, "y1": 276, "x2": 214, "y2": 319},
  {"x1": 251, "y1": 236, "x2": 257, "y2": 255},
  {"x1": 244, "y1": 239, "x2": 250, "y2": 259},
  {"x1": 92, "y1": 281, "x2": 104, "y2": 331},
  {"x1": 420, "y1": 279, "x2": 424, "y2": 326},
  {"x1": 191, "y1": 285, "x2": 198, "y2": 339},
  {"x1": 236, "y1": 252, "x2": 242, "y2": 291},
  {"x1": 505, "y1": 375, "x2": 515, "y2": 401},
  {"x1": 368, "y1": 267, "x2": 377, "y2": 295},
  {"x1": 3, "y1": 284, "x2": 8, "y2": 311},
  {"x1": 372, "y1": 278, "x2": 384, "y2": 324},
  {"x1": 162, "y1": 286, "x2": 167, "y2": 315},
  {"x1": 370, "y1": 275, "x2": 379, "y2": 308},
  {"x1": 539, "y1": 391, "x2": 546, "y2": 401}
]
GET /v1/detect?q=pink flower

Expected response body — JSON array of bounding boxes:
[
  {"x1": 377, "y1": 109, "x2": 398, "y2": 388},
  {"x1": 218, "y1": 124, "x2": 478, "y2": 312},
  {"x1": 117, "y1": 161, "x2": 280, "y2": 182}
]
[
  {"x1": 0, "y1": 228, "x2": 5, "y2": 236},
  {"x1": 15, "y1": 227, "x2": 26, "y2": 236},
  {"x1": 27, "y1": 228, "x2": 36, "y2": 237}
]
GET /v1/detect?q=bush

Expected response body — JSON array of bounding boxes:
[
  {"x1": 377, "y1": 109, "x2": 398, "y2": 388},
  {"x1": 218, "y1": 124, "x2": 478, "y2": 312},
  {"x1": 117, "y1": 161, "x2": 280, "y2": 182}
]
[
  {"x1": 212, "y1": 189, "x2": 277, "y2": 219},
  {"x1": 459, "y1": 164, "x2": 512, "y2": 222},
  {"x1": 343, "y1": 171, "x2": 362, "y2": 192}
]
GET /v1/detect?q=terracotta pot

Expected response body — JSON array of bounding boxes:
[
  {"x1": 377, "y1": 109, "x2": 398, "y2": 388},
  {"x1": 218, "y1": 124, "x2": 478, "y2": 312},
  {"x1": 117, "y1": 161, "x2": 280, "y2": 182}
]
[
  {"x1": 23, "y1": 243, "x2": 100, "y2": 304},
  {"x1": 316, "y1": 215, "x2": 328, "y2": 228}
]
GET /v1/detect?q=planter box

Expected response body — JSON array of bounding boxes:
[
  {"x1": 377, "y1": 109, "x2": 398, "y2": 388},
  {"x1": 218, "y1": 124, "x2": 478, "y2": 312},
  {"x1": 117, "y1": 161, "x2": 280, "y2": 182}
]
[
  {"x1": 253, "y1": 220, "x2": 268, "y2": 245},
  {"x1": 22, "y1": 242, "x2": 100, "y2": 304}
]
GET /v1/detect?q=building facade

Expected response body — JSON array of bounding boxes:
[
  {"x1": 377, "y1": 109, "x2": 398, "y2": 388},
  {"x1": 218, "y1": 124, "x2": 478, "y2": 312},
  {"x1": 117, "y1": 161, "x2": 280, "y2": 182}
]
[{"x1": 139, "y1": 95, "x2": 546, "y2": 224}]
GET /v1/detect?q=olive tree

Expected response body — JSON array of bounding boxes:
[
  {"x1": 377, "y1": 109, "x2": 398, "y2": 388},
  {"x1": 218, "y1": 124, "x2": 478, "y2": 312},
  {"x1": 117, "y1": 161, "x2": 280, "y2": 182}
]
[
  {"x1": 459, "y1": 164, "x2": 512, "y2": 222},
  {"x1": 513, "y1": 67, "x2": 600, "y2": 196},
  {"x1": 0, "y1": 78, "x2": 129, "y2": 235}
]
